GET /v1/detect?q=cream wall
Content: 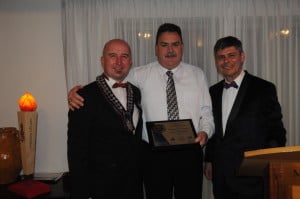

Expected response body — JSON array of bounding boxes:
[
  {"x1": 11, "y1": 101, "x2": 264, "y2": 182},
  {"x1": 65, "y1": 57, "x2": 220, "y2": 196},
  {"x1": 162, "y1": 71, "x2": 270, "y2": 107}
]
[{"x1": 0, "y1": 0, "x2": 68, "y2": 172}]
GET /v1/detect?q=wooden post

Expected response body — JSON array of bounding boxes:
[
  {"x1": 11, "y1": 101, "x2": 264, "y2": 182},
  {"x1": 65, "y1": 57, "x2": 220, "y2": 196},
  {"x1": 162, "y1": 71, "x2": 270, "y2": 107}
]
[{"x1": 17, "y1": 111, "x2": 38, "y2": 176}]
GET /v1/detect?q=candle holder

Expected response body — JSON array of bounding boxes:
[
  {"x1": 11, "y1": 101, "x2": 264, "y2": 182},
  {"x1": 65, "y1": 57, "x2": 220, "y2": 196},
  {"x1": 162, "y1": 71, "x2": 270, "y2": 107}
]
[{"x1": 17, "y1": 111, "x2": 38, "y2": 177}]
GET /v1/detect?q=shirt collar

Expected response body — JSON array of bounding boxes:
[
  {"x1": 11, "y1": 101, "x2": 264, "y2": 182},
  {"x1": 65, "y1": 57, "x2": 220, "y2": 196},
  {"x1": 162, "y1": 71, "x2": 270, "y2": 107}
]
[
  {"x1": 157, "y1": 61, "x2": 181, "y2": 77},
  {"x1": 105, "y1": 76, "x2": 125, "y2": 89},
  {"x1": 225, "y1": 70, "x2": 245, "y2": 88}
]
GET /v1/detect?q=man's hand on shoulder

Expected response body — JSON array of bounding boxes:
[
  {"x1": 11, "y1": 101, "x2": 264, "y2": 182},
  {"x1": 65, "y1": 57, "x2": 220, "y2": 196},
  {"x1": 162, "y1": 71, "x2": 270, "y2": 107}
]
[{"x1": 68, "y1": 85, "x2": 84, "y2": 111}]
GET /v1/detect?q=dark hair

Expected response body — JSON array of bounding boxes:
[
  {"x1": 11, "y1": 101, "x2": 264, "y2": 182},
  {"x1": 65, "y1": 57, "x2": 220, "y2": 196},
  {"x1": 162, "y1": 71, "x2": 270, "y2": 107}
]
[
  {"x1": 155, "y1": 23, "x2": 183, "y2": 45},
  {"x1": 214, "y1": 36, "x2": 243, "y2": 55}
]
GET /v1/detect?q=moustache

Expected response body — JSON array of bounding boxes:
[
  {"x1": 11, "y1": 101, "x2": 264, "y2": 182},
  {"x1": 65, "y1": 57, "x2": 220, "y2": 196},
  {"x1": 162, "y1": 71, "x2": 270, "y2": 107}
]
[{"x1": 165, "y1": 52, "x2": 176, "y2": 58}]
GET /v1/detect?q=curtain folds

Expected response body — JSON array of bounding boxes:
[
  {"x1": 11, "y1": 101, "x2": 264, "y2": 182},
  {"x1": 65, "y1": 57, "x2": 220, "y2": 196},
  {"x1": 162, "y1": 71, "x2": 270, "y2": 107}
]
[{"x1": 62, "y1": 0, "x2": 300, "y2": 198}]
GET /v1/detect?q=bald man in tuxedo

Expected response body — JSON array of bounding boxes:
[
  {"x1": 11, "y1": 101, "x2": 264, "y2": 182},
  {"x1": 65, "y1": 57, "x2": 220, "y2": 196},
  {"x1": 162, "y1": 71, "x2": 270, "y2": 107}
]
[{"x1": 67, "y1": 39, "x2": 144, "y2": 199}]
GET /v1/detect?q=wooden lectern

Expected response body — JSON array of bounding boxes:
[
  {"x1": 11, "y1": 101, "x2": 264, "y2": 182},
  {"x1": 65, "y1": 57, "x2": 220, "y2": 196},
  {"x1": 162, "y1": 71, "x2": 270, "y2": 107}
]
[{"x1": 239, "y1": 146, "x2": 300, "y2": 199}]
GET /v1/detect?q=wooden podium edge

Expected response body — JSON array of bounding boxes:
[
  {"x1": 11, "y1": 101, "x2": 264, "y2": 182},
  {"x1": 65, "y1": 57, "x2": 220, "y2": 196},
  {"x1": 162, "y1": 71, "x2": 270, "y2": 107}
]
[
  {"x1": 239, "y1": 146, "x2": 300, "y2": 177},
  {"x1": 244, "y1": 146, "x2": 300, "y2": 158}
]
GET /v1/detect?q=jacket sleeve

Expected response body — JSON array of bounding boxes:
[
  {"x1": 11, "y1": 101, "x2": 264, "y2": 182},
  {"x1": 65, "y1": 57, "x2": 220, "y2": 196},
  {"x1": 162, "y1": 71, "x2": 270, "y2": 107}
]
[
  {"x1": 264, "y1": 83, "x2": 286, "y2": 147},
  {"x1": 67, "y1": 88, "x2": 93, "y2": 198}
]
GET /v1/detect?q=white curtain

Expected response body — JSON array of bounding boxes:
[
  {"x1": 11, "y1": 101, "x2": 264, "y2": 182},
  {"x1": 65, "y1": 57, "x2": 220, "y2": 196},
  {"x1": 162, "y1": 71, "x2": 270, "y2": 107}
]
[{"x1": 62, "y1": 0, "x2": 300, "y2": 198}]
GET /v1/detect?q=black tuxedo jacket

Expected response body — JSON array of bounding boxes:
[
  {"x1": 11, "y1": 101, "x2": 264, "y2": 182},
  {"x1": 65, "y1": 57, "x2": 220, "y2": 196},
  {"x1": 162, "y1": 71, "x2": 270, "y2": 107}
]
[
  {"x1": 205, "y1": 71, "x2": 286, "y2": 197},
  {"x1": 67, "y1": 81, "x2": 143, "y2": 199}
]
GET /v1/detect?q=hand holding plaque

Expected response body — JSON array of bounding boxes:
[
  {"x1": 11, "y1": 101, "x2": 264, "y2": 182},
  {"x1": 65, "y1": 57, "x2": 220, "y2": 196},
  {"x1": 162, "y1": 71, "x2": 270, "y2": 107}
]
[{"x1": 146, "y1": 119, "x2": 197, "y2": 150}]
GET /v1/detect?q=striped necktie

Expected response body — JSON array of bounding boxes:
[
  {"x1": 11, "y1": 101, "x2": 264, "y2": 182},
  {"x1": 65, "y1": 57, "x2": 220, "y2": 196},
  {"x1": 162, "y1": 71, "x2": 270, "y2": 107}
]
[{"x1": 166, "y1": 71, "x2": 179, "y2": 120}]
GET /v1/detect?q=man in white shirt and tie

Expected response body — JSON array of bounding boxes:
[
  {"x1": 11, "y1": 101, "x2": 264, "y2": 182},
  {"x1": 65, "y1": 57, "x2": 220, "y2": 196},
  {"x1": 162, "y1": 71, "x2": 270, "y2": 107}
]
[{"x1": 68, "y1": 23, "x2": 214, "y2": 199}]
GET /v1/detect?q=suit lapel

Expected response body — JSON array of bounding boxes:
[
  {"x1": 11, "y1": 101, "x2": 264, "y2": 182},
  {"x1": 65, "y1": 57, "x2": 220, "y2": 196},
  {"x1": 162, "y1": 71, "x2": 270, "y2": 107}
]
[
  {"x1": 211, "y1": 82, "x2": 225, "y2": 137},
  {"x1": 131, "y1": 84, "x2": 143, "y2": 139}
]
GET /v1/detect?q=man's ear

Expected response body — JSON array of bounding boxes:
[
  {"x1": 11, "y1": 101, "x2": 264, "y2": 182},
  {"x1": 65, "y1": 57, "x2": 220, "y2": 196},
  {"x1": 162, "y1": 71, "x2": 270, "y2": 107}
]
[
  {"x1": 155, "y1": 45, "x2": 158, "y2": 57},
  {"x1": 241, "y1": 52, "x2": 246, "y2": 63}
]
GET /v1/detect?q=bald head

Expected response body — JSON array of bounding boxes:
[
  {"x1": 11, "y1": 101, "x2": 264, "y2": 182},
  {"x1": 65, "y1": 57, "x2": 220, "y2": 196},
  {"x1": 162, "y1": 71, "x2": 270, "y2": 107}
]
[{"x1": 101, "y1": 39, "x2": 132, "y2": 82}]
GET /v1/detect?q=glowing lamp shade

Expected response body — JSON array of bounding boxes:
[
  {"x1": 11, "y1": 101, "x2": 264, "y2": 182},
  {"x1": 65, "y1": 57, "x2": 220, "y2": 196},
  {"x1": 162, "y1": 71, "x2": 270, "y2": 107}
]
[
  {"x1": 17, "y1": 92, "x2": 38, "y2": 176},
  {"x1": 18, "y1": 93, "x2": 37, "y2": 111}
]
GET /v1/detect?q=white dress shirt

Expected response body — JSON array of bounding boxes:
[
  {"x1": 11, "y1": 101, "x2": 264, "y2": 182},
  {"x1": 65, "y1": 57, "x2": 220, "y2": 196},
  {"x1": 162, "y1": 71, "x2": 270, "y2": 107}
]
[
  {"x1": 105, "y1": 77, "x2": 139, "y2": 131},
  {"x1": 222, "y1": 70, "x2": 245, "y2": 134},
  {"x1": 126, "y1": 61, "x2": 214, "y2": 142}
]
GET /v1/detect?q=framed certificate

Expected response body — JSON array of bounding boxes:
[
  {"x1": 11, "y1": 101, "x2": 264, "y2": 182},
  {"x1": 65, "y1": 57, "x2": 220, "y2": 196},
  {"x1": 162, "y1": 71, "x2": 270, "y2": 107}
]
[{"x1": 146, "y1": 119, "x2": 197, "y2": 150}]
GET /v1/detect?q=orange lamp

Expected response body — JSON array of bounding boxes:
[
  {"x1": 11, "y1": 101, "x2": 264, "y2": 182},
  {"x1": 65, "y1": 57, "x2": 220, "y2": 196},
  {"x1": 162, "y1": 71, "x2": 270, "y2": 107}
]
[
  {"x1": 17, "y1": 93, "x2": 38, "y2": 176},
  {"x1": 18, "y1": 92, "x2": 37, "y2": 112},
  {"x1": 9, "y1": 93, "x2": 50, "y2": 198}
]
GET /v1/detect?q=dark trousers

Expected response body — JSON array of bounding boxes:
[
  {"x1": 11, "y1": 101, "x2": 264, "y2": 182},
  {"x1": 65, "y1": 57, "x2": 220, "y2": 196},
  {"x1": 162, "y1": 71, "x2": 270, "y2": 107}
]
[
  {"x1": 143, "y1": 144, "x2": 203, "y2": 199},
  {"x1": 212, "y1": 167, "x2": 264, "y2": 199}
]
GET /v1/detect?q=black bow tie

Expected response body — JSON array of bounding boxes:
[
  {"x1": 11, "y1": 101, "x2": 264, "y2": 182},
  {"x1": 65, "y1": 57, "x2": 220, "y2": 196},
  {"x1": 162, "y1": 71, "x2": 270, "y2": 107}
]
[
  {"x1": 224, "y1": 81, "x2": 238, "y2": 89},
  {"x1": 112, "y1": 82, "x2": 128, "y2": 88}
]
